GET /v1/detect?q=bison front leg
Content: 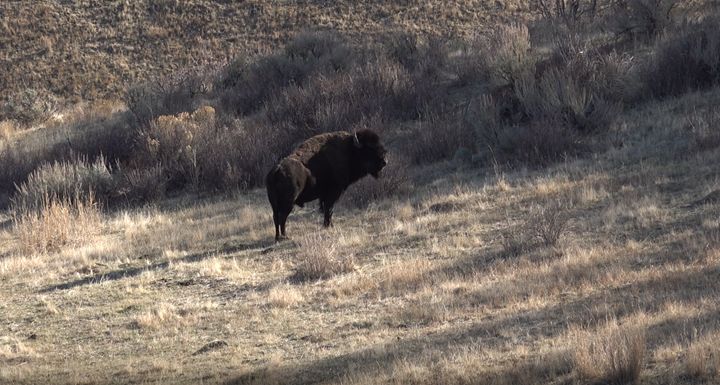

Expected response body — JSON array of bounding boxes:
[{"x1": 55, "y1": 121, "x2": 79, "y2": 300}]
[
  {"x1": 323, "y1": 204, "x2": 334, "y2": 227},
  {"x1": 321, "y1": 191, "x2": 342, "y2": 228}
]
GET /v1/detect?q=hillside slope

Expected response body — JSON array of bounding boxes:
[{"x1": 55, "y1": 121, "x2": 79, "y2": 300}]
[
  {"x1": 0, "y1": 0, "x2": 527, "y2": 104},
  {"x1": 2, "y1": 88, "x2": 720, "y2": 384}
]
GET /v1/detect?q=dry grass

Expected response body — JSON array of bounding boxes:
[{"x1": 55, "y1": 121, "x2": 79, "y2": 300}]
[
  {"x1": 12, "y1": 193, "x2": 101, "y2": 255},
  {"x1": 267, "y1": 284, "x2": 305, "y2": 308},
  {"x1": 291, "y1": 232, "x2": 356, "y2": 282},
  {"x1": 0, "y1": 336, "x2": 37, "y2": 362},
  {"x1": 132, "y1": 302, "x2": 183, "y2": 330},
  {"x1": 685, "y1": 334, "x2": 720, "y2": 380},
  {"x1": 0, "y1": 120, "x2": 17, "y2": 141},
  {"x1": 572, "y1": 321, "x2": 647, "y2": 384}
]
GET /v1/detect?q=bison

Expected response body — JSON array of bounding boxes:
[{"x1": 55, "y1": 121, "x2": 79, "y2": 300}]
[{"x1": 266, "y1": 129, "x2": 388, "y2": 241}]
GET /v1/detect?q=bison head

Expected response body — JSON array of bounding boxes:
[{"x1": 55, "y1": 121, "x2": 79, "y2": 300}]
[{"x1": 353, "y1": 129, "x2": 387, "y2": 178}]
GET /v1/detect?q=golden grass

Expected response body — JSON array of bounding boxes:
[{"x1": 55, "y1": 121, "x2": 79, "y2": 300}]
[
  {"x1": 292, "y1": 232, "x2": 356, "y2": 282},
  {"x1": 133, "y1": 302, "x2": 183, "y2": 330},
  {"x1": 267, "y1": 284, "x2": 305, "y2": 308},
  {"x1": 0, "y1": 336, "x2": 36, "y2": 361},
  {"x1": 12, "y1": 193, "x2": 101, "y2": 256},
  {"x1": 0, "y1": 120, "x2": 17, "y2": 141},
  {"x1": 685, "y1": 333, "x2": 720, "y2": 380},
  {"x1": 572, "y1": 320, "x2": 647, "y2": 384}
]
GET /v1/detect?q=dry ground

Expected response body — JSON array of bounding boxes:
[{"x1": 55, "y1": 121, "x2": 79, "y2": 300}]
[{"x1": 2, "y1": 87, "x2": 720, "y2": 384}]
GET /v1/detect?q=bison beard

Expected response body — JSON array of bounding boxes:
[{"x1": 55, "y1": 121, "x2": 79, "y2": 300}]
[{"x1": 266, "y1": 129, "x2": 388, "y2": 241}]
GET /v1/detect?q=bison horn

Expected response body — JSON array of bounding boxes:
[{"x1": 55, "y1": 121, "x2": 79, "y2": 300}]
[{"x1": 353, "y1": 131, "x2": 361, "y2": 148}]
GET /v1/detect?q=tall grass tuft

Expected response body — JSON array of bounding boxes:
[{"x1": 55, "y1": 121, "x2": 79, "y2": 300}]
[
  {"x1": 13, "y1": 192, "x2": 101, "y2": 255},
  {"x1": 573, "y1": 322, "x2": 646, "y2": 384},
  {"x1": 685, "y1": 336, "x2": 720, "y2": 380},
  {"x1": 292, "y1": 233, "x2": 355, "y2": 282}
]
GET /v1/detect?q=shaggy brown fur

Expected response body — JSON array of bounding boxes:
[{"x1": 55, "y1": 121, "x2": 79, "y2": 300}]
[{"x1": 266, "y1": 129, "x2": 387, "y2": 241}]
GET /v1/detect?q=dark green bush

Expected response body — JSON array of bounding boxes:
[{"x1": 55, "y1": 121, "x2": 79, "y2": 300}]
[{"x1": 642, "y1": 18, "x2": 720, "y2": 98}]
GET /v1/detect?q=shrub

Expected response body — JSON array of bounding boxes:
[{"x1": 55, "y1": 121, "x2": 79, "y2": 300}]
[
  {"x1": 115, "y1": 165, "x2": 167, "y2": 205},
  {"x1": 205, "y1": 32, "x2": 455, "y2": 190},
  {"x1": 384, "y1": 32, "x2": 422, "y2": 71},
  {"x1": 229, "y1": 117, "x2": 293, "y2": 189},
  {"x1": 137, "y1": 108, "x2": 208, "y2": 189},
  {"x1": 13, "y1": 192, "x2": 101, "y2": 255},
  {"x1": 461, "y1": 21, "x2": 628, "y2": 166},
  {"x1": 12, "y1": 155, "x2": 114, "y2": 213},
  {"x1": 465, "y1": 24, "x2": 537, "y2": 87},
  {"x1": 527, "y1": 200, "x2": 570, "y2": 247},
  {"x1": 0, "y1": 110, "x2": 137, "y2": 209},
  {"x1": 126, "y1": 66, "x2": 212, "y2": 125},
  {"x1": 135, "y1": 106, "x2": 293, "y2": 191},
  {"x1": 489, "y1": 24, "x2": 537, "y2": 86},
  {"x1": 549, "y1": 37, "x2": 639, "y2": 104},
  {"x1": 609, "y1": 0, "x2": 682, "y2": 41},
  {"x1": 687, "y1": 108, "x2": 720, "y2": 151},
  {"x1": 408, "y1": 115, "x2": 477, "y2": 164},
  {"x1": 343, "y1": 155, "x2": 412, "y2": 208},
  {"x1": 383, "y1": 32, "x2": 447, "y2": 79},
  {"x1": 215, "y1": 32, "x2": 353, "y2": 116},
  {"x1": 136, "y1": 106, "x2": 229, "y2": 189},
  {"x1": 1, "y1": 89, "x2": 58, "y2": 127},
  {"x1": 642, "y1": 19, "x2": 720, "y2": 98},
  {"x1": 0, "y1": 144, "x2": 34, "y2": 207},
  {"x1": 64, "y1": 112, "x2": 138, "y2": 164},
  {"x1": 470, "y1": 34, "x2": 630, "y2": 165},
  {"x1": 500, "y1": 199, "x2": 571, "y2": 256},
  {"x1": 503, "y1": 120, "x2": 586, "y2": 165},
  {"x1": 531, "y1": 0, "x2": 601, "y2": 31},
  {"x1": 265, "y1": 55, "x2": 435, "y2": 135},
  {"x1": 516, "y1": 67, "x2": 620, "y2": 134}
]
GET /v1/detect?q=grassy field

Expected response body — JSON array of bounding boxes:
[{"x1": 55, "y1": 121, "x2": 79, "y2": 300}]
[
  {"x1": 3, "y1": 87, "x2": 720, "y2": 384},
  {"x1": 2, "y1": 1, "x2": 720, "y2": 384}
]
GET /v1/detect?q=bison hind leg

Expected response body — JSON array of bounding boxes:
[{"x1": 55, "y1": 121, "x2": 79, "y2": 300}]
[
  {"x1": 269, "y1": 192, "x2": 293, "y2": 242},
  {"x1": 277, "y1": 201, "x2": 293, "y2": 240},
  {"x1": 272, "y1": 210, "x2": 281, "y2": 241}
]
